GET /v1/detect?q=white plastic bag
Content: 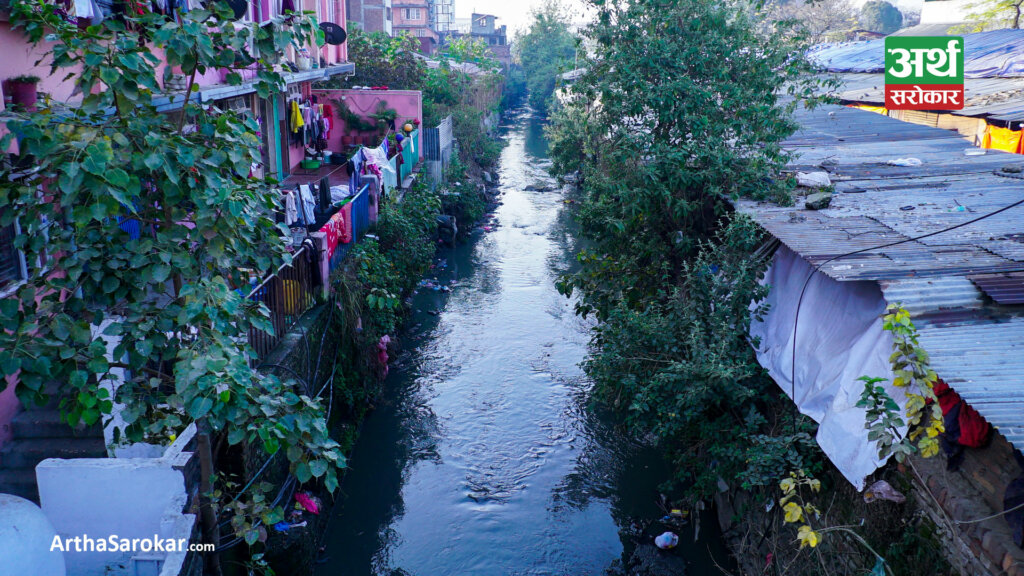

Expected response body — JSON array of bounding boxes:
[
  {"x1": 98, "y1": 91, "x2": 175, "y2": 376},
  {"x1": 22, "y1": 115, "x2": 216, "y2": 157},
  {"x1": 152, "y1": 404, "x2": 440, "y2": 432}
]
[{"x1": 796, "y1": 171, "x2": 831, "y2": 188}]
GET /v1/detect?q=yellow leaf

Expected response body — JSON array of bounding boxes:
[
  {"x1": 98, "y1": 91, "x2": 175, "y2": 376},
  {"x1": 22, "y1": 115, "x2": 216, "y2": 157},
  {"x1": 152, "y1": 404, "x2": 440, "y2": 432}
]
[
  {"x1": 920, "y1": 437, "x2": 940, "y2": 458},
  {"x1": 783, "y1": 502, "x2": 803, "y2": 523},
  {"x1": 780, "y1": 478, "x2": 795, "y2": 493},
  {"x1": 797, "y1": 525, "x2": 820, "y2": 548},
  {"x1": 809, "y1": 479, "x2": 821, "y2": 493}
]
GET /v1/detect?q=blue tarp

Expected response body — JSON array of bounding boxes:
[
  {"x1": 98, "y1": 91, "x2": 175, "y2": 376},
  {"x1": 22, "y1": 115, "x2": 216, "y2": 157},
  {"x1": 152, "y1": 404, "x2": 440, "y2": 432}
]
[{"x1": 810, "y1": 30, "x2": 1024, "y2": 78}]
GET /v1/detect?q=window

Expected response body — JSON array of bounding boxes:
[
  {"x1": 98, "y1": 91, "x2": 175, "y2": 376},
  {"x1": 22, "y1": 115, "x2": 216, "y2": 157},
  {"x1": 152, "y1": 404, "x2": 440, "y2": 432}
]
[
  {"x1": 0, "y1": 220, "x2": 25, "y2": 292},
  {"x1": 404, "y1": 8, "x2": 421, "y2": 20}
]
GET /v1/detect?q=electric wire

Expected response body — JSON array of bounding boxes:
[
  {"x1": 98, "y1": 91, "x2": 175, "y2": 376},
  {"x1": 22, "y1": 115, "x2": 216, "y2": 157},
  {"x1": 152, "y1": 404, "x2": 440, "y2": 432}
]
[{"x1": 785, "y1": 171, "x2": 1024, "y2": 526}]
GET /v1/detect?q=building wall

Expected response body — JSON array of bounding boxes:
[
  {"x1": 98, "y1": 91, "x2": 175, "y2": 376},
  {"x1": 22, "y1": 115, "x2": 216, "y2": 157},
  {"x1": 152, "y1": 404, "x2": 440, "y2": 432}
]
[
  {"x1": 0, "y1": 22, "x2": 79, "y2": 106},
  {"x1": 911, "y1": 433, "x2": 1024, "y2": 575},
  {"x1": 393, "y1": 0, "x2": 436, "y2": 40},
  {"x1": 312, "y1": 89, "x2": 423, "y2": 159},
  {"x1": 347, "y1": 0, "x2": 393, "y2": 34}
]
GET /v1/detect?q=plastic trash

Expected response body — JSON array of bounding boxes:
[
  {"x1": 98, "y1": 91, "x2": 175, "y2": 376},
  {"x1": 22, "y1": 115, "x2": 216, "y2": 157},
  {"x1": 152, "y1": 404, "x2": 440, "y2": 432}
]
[
  {"x1": 796, "y1": 171, "x2": 831, "y2": 188},
  {"x1": 654, "y1": 532, "x2": 679, "y2": 550},
  {"x1": 886, "y1": 158, "x2": 923, "y2": 166},
  {"x1": 295, "y1": 492, "x2": 321, "y2": 514},
  {"x1": 863, "y1": 480, "x2": 906, "y2": 504}
]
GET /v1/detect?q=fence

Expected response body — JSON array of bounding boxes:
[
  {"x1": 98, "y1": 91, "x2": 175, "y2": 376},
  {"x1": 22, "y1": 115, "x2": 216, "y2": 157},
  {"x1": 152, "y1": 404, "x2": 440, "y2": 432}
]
[
  {"x1": 399, "y1": 129, "x2": 419, "y2": 183},
  {"x1": 247, "y1": 244, "x2": 318, "y2": 361},
  {"x1": 422, "y1": 116, "x2": 454, "y2": 188}
]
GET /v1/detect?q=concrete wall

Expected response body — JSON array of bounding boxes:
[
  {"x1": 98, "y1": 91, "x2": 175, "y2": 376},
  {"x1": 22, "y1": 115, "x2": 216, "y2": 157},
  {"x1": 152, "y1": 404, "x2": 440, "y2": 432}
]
[
  {"x1": 36, "y1": 425, "x2": 197, "y2": 576},
  {"x1": 312, "y1": 89, "x2": 423, "y2": 159},
  {"x1": 347, "y1": 0, "x2": 393, "y2": 34}
]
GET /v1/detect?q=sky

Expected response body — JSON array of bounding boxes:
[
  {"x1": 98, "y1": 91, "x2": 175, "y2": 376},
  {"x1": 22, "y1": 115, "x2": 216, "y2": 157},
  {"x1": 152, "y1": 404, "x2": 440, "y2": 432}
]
[
  {"x1": 456, "y1": 0, "x2": 928, "y2": 38},
  {"x1": 454, "y1": 0, "x2": 592, "y2": 36}
]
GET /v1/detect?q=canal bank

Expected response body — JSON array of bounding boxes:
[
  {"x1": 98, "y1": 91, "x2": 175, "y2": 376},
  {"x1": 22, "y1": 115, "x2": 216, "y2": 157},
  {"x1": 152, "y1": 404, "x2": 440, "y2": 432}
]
[{"x1": 313, "y1": 109, "x2": 732, "y2": 576}]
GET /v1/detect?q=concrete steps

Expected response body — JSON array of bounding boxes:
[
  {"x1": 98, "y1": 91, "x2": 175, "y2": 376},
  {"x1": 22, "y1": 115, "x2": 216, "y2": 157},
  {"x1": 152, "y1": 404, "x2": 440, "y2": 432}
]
[
  {"x1": 11, "y1": 410, "x2": 101, "y2": 439},
  {"x1": 0, "y1": 390, "x2": 106, "y2": 503}
]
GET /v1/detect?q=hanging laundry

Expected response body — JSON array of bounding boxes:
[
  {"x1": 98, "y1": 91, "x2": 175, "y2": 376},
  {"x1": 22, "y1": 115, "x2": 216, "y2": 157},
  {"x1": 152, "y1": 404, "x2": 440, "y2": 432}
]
[
  {"x1": 291, "y1": 99, "x2": 304, "y2": 134},
  {"x1": 282, "y1": 189, "x2": 298, "y2": 226},
  {"x1": 297, "y1": 184, "x2": 316, "y2": 226},
  {"x1": 935, "y1": 379, "x2": 992, "y2": 470},
  {"x1": 362, "y1": 145, "x2": 395, "y2": 175}
]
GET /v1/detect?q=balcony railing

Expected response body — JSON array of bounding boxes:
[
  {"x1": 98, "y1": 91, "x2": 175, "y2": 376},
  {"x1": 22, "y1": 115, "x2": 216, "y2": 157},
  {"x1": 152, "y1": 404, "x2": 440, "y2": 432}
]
[{"x1": 247, "y1": 244, "x2": 317, "y2": 361}]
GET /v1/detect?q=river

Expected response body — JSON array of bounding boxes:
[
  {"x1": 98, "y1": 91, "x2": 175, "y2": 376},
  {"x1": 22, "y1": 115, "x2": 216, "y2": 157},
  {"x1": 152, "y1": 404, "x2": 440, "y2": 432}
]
[{"x1": 315, "y1": 110, "x2": 731, "y2": 576}]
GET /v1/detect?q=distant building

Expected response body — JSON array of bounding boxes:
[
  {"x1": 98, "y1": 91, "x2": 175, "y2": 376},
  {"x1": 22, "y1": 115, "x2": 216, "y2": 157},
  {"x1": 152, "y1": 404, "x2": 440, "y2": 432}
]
[
  {"x1": 428, "y1": 0, "x2": 455, "y2": 33},
  {"x1": 347, "y1": 0, "x2": 394, "y2": 34},
  {"x1": 394, "y1": 0, "x2": 439, "y2": 54},
  {"x1": 445, "y1": 13, "x2": 511, "y2": 69}
]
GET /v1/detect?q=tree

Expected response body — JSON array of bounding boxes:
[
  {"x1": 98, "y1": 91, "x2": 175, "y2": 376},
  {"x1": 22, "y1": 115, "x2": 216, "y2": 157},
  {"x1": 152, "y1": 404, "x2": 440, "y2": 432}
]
[
  {"x1": 761, "y1": 0, "x2": 859, "y2": 43},
  {"x1": 960, "y1": 0, "x2": 1024, "y2": 30},
  {"x1": 547, "y1": 0, "x2": 825, "y2": 499},
  {"x1": 860, "y1": 0, "x2": 903, "y2": 34},
  {"x1": 328, "y1": 27, "x2": 426, "y2": 89},
  {"x1": 515, "y1": 0, "x2": 578, "y2": 115},
  {"x1": 2, "y1": 0, "x2": 345, "y2": 561}
]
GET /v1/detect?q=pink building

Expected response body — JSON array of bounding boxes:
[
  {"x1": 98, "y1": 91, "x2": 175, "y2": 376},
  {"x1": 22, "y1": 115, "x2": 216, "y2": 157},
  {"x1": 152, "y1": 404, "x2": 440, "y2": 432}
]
[
  {"x1": 393, "y1": 0, "x2": 438, "y2": 45},
  {"x1": 0, "y1": 0, "x2": 355, "y2": 501}
]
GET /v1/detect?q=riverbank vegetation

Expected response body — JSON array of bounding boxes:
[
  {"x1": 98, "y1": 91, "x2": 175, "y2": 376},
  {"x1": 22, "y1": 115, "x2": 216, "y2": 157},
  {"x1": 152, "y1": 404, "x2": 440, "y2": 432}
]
[
  {"x1": 325, "y1": 30, "x2": 505, "y2": 172},
  {"x1": 547, "y1": 0, "x2": 820, "y2": 501},
  {"x1": 515, "y1": 1, "x2": 579, "y2": 115},
  {"x1": 539, "y1": 0, "x2": 954, "y2": 573}
]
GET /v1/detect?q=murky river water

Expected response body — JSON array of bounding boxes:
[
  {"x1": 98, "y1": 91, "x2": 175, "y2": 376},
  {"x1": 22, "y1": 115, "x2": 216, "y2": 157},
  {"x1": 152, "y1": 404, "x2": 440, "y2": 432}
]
[{"x1": 316, "y1": 110, "x2": 730, "y2": 576}]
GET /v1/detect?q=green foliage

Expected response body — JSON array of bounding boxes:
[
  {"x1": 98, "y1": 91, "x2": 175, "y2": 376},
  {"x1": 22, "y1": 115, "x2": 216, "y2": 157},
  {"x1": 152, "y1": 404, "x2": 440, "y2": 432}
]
[
  {"x1": 857, "y1": 305, "x2": 944, "y2": 462},
  {"x1": 550, "y1": 0, "x2": 827, "y2": 501},
  {"x1": 516, "y1": 0, "x2": 578, "y2": 115},
  {"x1": 1, "y1": 0, "x2": 343, "y2": 539},
  {"x1": 579, "y1": 216, "x2": 821, "y2": 498},
  {"x1": 553, "y1": 0, "x2": 817, "y2": 321},
  {"x1": 441, "y1": 36, "x2": 502, "y2": 73},
  {"x1": 439, "y1": 156, "x2": 488, "y2": 237},
  {"x1": 860, "y1": 0, "x2": 903, "y2": 33},
  {"x1": 325, "y1": 27, "x2": 425, "y2": 89},
  {"x1": 857, "y1": 376, "x2": 909, "y2": 461},
  {"x1": 347, "y1": 184, "x2": 441, "y2": 338},
  {"x1": 957, "y1": 0, "x2": 1024, "y2": 30}
]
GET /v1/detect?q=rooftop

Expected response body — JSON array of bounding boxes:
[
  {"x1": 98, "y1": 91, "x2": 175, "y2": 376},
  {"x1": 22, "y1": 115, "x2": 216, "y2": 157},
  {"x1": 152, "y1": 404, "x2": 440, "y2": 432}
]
[{"x1": 734, "y1": 104, "x2": 1024, "y2": 451}]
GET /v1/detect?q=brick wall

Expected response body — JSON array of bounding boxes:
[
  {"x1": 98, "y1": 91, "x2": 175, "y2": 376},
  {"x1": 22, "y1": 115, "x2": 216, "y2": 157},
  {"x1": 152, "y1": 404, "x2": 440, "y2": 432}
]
[{"x1": 910, "y1": 431, "x2": 1024, "y2": 575}]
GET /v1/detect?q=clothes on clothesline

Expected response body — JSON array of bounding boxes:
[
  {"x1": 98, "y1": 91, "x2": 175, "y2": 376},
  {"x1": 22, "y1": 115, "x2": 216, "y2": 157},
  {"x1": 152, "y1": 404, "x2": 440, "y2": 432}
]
[
  {"x1": 282, "y1": 189, "x2": 298, "y2": 226},
  {"x1": 297, "y1": 184, "x2": 316, "y2": 226}
]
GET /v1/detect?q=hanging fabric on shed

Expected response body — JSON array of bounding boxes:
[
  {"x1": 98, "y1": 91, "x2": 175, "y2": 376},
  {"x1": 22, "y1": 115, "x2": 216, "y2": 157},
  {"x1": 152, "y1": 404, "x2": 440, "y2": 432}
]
[
  {"x1": 750, "y1": 245, "x2": 904, "y2": 490},
  {"x1": 981, "y1": 124, "x2": 1023, "y2": 154},
  {"x1": 934, "y1": 379, "x2": 993, "y2": 470}
]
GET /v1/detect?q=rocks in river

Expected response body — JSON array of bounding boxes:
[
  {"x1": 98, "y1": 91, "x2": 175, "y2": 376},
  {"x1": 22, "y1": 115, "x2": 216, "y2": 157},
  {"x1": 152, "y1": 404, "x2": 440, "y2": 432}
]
[
  {"x1": 525, "y1": 182, "x2": 556, "y2": 192},
  {"x1": 617, "y1": 544, "x2": 688, "y2": 576}
]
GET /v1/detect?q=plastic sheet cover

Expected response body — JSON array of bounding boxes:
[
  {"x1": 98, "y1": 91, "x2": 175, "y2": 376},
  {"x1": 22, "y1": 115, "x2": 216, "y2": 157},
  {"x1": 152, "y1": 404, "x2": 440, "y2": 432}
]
[
  {"x1": 750, "y1": 246, "x2": 909, "y2": 489},
  {"x1": 809, "y1": 29, "x2": 1024, "y2": 78}
]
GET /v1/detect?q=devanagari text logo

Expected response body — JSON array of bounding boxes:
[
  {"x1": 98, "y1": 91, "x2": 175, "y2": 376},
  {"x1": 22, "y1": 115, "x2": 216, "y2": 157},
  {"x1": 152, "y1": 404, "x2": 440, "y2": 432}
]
[{"x1": 884, "y1": 36, "x2": 964, "y2": 111}]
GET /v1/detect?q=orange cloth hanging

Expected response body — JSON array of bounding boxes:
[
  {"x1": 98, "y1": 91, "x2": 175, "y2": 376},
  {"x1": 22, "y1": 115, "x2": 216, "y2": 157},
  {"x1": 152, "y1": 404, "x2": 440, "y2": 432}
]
[{"x1": 981, "y1": 124, "x2": 1023, "y2": 154}]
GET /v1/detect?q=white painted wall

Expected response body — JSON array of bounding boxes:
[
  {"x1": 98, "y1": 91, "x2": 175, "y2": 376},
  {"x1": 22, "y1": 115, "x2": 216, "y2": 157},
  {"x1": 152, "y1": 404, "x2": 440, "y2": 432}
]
[{"x1": 36, "y1": 425, "x2": 197, "y2": 576}]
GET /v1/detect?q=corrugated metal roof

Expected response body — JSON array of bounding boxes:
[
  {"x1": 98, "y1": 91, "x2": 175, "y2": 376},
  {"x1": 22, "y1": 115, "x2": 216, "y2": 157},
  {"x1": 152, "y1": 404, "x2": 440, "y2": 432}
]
[
  {"x1": 969, "y1": 271, "x2": 1024, "y2": 304},
  {"x1": 831, "y1": 73, "x2": 1024, "y2": 122},
  {"x1": 810, "y1": 29, "x2": 1024, "y2": 78},
  {"x1": 735, "y1": 104, "x2": 1024, "y2": 454}
]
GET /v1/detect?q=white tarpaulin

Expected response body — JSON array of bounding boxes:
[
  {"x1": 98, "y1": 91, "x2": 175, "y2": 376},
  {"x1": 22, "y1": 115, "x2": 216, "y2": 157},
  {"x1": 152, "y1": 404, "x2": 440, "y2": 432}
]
[{"x1": 751, "y1": 246, "x2": 908, "y2": 489}]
